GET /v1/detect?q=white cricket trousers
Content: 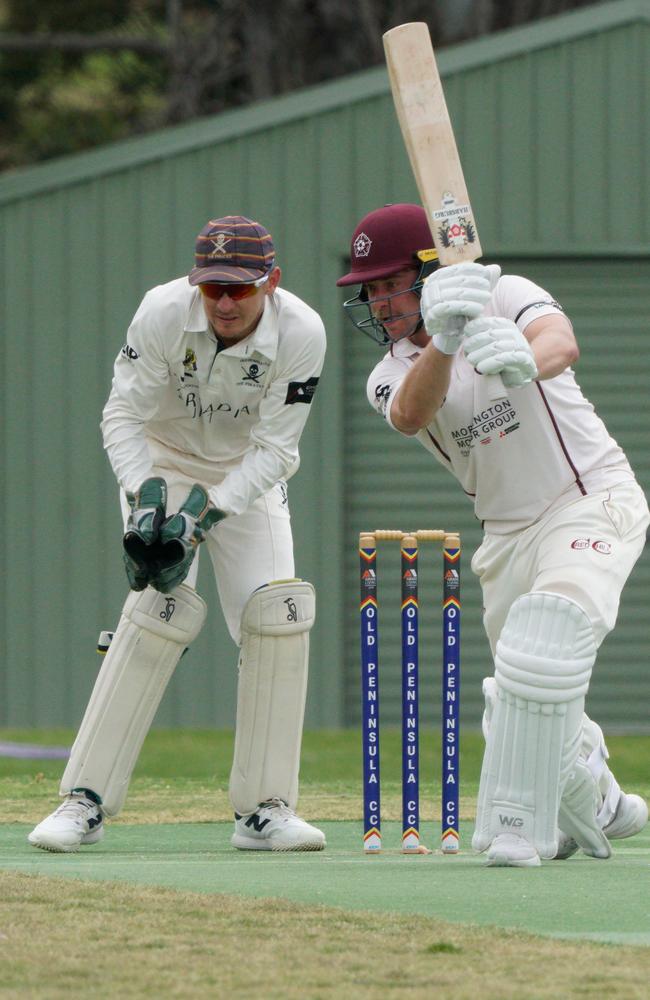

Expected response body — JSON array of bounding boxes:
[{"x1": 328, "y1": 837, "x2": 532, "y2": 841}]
[{"x1": 471, "y1": 480, "x2": 649, "y2": 651}]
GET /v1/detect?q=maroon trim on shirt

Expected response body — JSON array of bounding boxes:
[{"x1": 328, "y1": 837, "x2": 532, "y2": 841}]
[
  {"x1": 424, "y1": 428, "x2": 476, "y2": 499},
  {"x1": 535, "y1": 382, "x2": 587, "y2": 495},
  {"x1": 514, "y1": 299, "x2": 563, "y2": 325},
  {"x1": 424, "y1": 427, "x2": 452, "y2": 463}
]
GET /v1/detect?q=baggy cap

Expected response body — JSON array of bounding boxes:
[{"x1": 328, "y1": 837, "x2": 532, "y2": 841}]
[{"x1": 189, "y1": 215, "x2": 276, "y2": 284}]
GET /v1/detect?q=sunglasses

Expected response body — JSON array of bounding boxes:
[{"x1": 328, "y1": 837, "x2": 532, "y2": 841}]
[{"x1": 199, "y1": 275, "x2": 269, "y2": 302}]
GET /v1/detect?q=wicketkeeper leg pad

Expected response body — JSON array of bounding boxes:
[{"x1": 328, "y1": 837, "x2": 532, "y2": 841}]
[
  {"x1": 61, "y1": 584, "x2": 206, "y2": 816},
  {"x1": 229, "y1": 580, "x2": 315, "y2": 816},
  {"x1": 472, "y1": 592, "x2": 597, "y2": 859}
]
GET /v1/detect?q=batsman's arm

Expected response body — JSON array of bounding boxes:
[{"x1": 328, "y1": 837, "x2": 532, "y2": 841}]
[
  {"x1": 389, "y1": 344, "x2": 454, "y2": 435},
  {"x1": 524, "y1": 314, "x2": 578, "y2": 379}
]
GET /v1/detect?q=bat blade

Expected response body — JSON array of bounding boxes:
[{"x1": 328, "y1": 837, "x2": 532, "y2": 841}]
[
  {"x1": 383, "y1": 21, "x2": 480, "y2": 265},
  {"x1": 383, "y1": 21, "x2": 507, "y2": 400}
]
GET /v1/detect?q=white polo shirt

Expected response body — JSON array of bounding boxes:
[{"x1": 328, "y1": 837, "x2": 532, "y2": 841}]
[
  {"x1": 367, "y1": 274, "x2": 634, "y2": 534},
  {"x1": 102, "y1": 276, "x2": 326, "y2": 516}
]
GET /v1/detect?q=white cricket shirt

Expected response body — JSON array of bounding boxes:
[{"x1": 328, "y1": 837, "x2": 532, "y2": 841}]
[
  {"x1": 102, "y1": 277, "x2": 326, "y2": 516},
  {"x1": 367, "y1": 274, "x2": 634, "y2": 534}
]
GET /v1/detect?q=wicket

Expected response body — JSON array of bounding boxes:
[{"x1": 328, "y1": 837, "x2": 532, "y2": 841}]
[{"x1": 359, "y1": 530, "x2": 461, "y2": 854}]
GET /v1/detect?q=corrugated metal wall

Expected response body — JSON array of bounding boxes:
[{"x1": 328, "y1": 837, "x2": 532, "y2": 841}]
[{"x1": 1, "y1": 2, "x2": 648, "y2": 730}]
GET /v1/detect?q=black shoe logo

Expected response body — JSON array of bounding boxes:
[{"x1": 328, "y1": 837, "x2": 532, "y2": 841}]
[
  {"x1": 245, "y1": 813, "x2": 271, "y2": 832},
  {"x1": 87, "y1": 815, "x2": 102, "y2": 831}
]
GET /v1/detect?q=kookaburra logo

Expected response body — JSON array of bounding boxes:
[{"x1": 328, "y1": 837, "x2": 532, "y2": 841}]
[
  {"x1": 208, "y1": 233, "x2": 231, "y2": 257},
  {"x1": 284, "y1": 597, "x2": 298, "y2": 622},
  {"x1": 159, "y1": 597, "x2": 176, "y2": 622}
]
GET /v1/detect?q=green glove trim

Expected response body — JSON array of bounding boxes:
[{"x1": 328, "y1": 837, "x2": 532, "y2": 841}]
[
  {"x1": 151, "y1": 485, "x2": 226, "y2": 594},
  {"x1": 122, "y1": 477, "x2": 168, "y2": 591}
]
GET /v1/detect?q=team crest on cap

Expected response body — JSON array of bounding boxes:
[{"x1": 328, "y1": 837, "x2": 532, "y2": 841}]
[
  {"x1": 353, "y1": 232, "x2": 372, "y2": 258},
  {"x1": 208, "y1": 233, "x2": 231, "y2": 257}
]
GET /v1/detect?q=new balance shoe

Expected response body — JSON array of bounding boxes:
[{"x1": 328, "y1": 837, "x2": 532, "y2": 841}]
[
  {"x1": 231, "y1": 798, "x2": 326, "y2": 852},
  {"x1": 484, "y1": 833, "x2": 541, "y2": 868},
  {"x1": 28, "y1": 793, "x2": 104, "y2": 853},
  {"x1": 556, "y1": 791, "x2": 648, "y2": 860}
]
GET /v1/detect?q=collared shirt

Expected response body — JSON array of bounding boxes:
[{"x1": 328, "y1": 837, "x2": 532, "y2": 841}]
[
  {"x1": 102, "y1": 276, "x2": 326, "y2": 515},
  {"x1": 367, "y1": 274, "x2": 633, "y2": 534}
]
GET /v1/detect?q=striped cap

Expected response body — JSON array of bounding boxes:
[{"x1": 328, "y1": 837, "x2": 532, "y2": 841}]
[{"x1": 189, "y1": 215, "x2": 276, "y2": 284}]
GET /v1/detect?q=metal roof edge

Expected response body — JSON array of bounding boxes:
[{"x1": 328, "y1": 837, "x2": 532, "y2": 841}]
[
  {"x1": 0, "y1": 68, "x2": 389, "y2": 204},
  {"x1": 0, "y1": 0, "x2": 647, "y2": 205},
  {"x1": 439, "y1": 0, "x2": 650, "y2": 74}
]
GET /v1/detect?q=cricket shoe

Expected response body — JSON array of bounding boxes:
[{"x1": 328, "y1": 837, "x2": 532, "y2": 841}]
[
  {"x1": 28, "y1": 793, "x2": 104, "y2": 853},
  {"x1": 555, "y1": 791, "x2": 648, "y2": 860},
  {"x1": 484, "y1": 833, "x2": 541, "y2": 868},
  {"x1": 231, "y1": 798, "x2": 326, "y2": 852}
]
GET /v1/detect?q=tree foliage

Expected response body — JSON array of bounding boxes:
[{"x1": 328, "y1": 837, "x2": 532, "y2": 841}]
[{"x1": 0, "y1": 0, "x2": 607, "y2": 171}]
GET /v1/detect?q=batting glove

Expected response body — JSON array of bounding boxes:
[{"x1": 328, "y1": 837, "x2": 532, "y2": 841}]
[
  {"x1": 421, "y1": 262, "x2": 501, "y2": 353},
  {"x1": 463, "y1": 316, "x2": 538, "y2": 387}
]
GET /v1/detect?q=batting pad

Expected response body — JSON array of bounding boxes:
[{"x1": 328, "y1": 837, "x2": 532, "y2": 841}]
[
  {"x1": 580, "y1": 715, "x2": 621, "y2": 829},
  {"x1": 473, "y1": 592, "x2": 596, "y2": 859},
  {"x1": 229, "y1": 579, "x2": 315, "y2": 816},
  {"x1": 61, "y1": 584, "x2": 206, "y2": 816},
  {"x1": 480, "y1": 685, "x2": 611, "y2": 858}
]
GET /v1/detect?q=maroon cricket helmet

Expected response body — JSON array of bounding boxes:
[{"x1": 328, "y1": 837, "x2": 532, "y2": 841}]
[{"x1": 337, "y1": 203, "x2": 437, "y2": 286}]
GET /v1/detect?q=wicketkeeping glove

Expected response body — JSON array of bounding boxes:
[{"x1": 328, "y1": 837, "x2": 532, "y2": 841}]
[
  {"x1": 420, "y1": 262, "x2": 501, "y2": 353},
  {"x1": 151, "y1": 485, "x2": 226, "y2": 593},
  {"x1": 463, "y1": 316, "x2": 538, "y2": 387},
  {"x1": 122, "y1": 477, "x2": 168, "y2": 591}
]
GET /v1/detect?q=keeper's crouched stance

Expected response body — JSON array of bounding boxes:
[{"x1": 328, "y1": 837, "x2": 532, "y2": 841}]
[
  {"x1": 29, "y1": 213, "x2": 327, "y2": 854},
  {"x1": 28, "y1": 480, "x2": 324, "y2": 853}
]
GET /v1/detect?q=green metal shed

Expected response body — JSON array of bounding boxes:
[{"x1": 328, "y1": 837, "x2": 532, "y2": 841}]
[{"x1": 1, "y1": 0, "x2": 648, "y2": 733}]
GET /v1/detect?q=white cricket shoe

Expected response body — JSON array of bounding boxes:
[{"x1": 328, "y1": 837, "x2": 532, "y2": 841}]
[
  {"x1": 484, "y1": 833, "x2": 541, "y2": 868},
  {"x1": 605, "y1": 792, "x2": 648, "y2": 839},
  {"x1": 556, "y1": 791, "x2": 648, "y2": 860},
  {"x1": 231, "y1": 798, "x2": 326, "y2": 852},
  {"x1": 28, "y1": 793, "x2": 104, "y2": 853}
]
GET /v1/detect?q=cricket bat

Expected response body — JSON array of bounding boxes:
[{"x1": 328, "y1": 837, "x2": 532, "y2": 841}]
[{"x1": 383, "y1": 22, "x2": 506, "y2": 401}]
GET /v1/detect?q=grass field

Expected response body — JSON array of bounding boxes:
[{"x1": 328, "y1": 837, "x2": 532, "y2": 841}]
[{"x1": 1, "y1": 728, "x2": 650, "y2": 999}]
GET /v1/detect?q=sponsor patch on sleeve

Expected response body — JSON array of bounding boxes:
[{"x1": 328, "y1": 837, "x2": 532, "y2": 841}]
[
  {"x1": 285, "y1": 377, "x2": 319, "y2": 405},
  {"x1": 373, "y1": 383, "x2": 392, "y2": 418}
]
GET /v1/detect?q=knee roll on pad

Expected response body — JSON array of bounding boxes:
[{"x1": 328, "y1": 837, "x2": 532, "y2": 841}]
[
  {"x1": 473, "y1": 592, "x2": 597, "y2": 859},
  {"x1": 494, "y1": 591, "x2": 595, "y2": 702},
  {"x1": 229, "y1": 579, "x2": 315, "y2": 816},
  {"x1": 61, "y1": 584, "x2": 206, "y2": 816}
]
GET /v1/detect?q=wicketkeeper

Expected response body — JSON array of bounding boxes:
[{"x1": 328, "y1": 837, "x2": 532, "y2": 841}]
[
  {"x1": 338, "y1": 202, "x2": 649, "y2": 867},
  {"x1": 29, "y1": 215, "x2": 327, "y2": 853}
]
